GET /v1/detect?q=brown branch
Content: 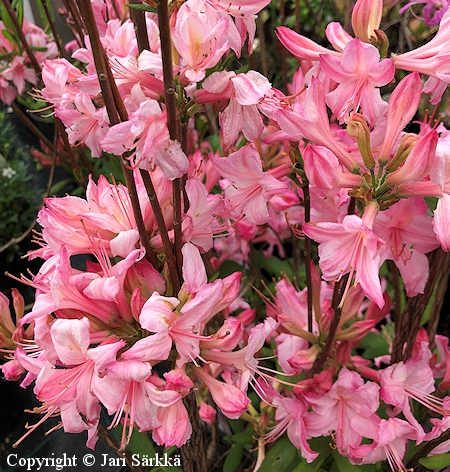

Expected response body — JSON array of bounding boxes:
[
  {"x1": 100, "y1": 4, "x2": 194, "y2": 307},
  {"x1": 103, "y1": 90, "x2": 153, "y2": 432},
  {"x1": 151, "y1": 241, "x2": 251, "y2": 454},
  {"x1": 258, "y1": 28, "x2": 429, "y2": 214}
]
[
  {"x1": 76, "y1": 0, "x2": 167, "y2": 275},
  {"x1": 309, "y1": 274, "x2": 349, "y2": 375},
  {"x1": 140, "y1": 170, "x2": 180, "y2": 293},
  {"x1": 157, "y1": 0, "x2": 184, "y2": 279},
  {"x1": 391, "y1": 249, "x2": 448, "y2": 363},
  {"x1": 55, "y1": 117, "x2": 86, "y2": 186},
  {"x1": 256, "y1": 15, "x2": 267, "y2": 77},
  {"x1": 62, "y1": 0, "x2": 86, "y2": 48},
  {"x1": 129, "y1": 0, "x2": 151, "y2": 52},
  {"x1": 129, "y1": 0, "x2": 181, "y2": 289},
  {"x1": 181, "y1": 393, "x2": 208, "y2": 472},
  {"x1": 428, "y1": 251, "x2": 450, "y2": 348},
  {"x1": 11, "y1": 102, "x2": 54, "y2": 151},
  {"x1": 303, "y1": 180, "x2": 313, "y2": 337},
  {"x1": 407, "y1": 429, "x2": 450, "y2": 471}
]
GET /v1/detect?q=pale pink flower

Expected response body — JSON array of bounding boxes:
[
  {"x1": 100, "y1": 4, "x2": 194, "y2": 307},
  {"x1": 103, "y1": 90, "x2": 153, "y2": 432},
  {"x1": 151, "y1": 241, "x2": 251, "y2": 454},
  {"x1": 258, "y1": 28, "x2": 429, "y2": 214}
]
[
  {"x1": 100, "y1": 85, "x2": 188, "y2": 180},
  {"x1": 153, "y1": 398, "x2": 192, "y2": 447},
  {"x1": 351, "y1": 0, "x2": 383, "y2": 42},
  {"x1": 172, "y1": 0, "x2": 229, "y2": 82},
  {"x1": 210, "y1": 144, "x2": 290, "y2": 224},
  {"x1": 307, "y1": 367, "x2": 380, "y2": 457},
  {"x1": 197, "y1": 70, "x2": 273, "y2": 148},
  {"x1": 56, "y1": 92, "x2": 109, "y2": 158},
  {"x1": 303, "y1": 202, "x2": 386, "y2": 308},
  {"x1": 374, "y1": 198, "x2": 439, "y2": 297},
  {"x1": 353, "y1": 418, "x2": 418, "y2": 471},
  {"x1": 393, "y1": 9, "x2": 450, "y2": 82},
  {"x1": 276, "y1": 78, "x2": 359, "y2": 171},
  {"x1": 265, "y1": 395, "x2": 319, "y2": 463},
  {"x1": 320, "y1": 39, "x2": 394, "y2": 125},
  {"x1": 1, "y1": 56, "x2": 37, "y2": 96},
  {"x1": 380, "y1": 342, "x2": 448, "y2": 441}
]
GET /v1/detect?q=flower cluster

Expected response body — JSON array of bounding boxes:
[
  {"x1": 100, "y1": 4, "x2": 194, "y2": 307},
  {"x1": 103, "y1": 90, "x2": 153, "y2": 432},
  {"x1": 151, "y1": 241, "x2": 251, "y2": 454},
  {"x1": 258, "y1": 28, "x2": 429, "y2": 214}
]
[{"x1": 0, "y1": 17, "x2": 57, "y2": 104}]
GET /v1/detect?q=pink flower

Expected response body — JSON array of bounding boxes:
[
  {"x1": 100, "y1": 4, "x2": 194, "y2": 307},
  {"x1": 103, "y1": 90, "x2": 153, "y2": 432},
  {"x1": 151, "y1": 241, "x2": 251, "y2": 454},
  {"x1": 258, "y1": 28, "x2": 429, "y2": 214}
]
[
  {"x1": 56, "y1": 92, "x2": 109, "y2": 158},
  {"x1": 307, "y1": 367, "x2": 380, "y2": 457},
  {"x1": 198, "y1": 70, "x2": 273, "y2": 148},
  {"x1": 100, "y1": 85, "x2": 188, "y2": 180},
  {"x1": 210, "y1": 144, "x2": 290, "y2": 225},
  {"x1": 320, "y1": 38, "x2": 394, "y2": 125},
  {"x1": 374, "y1": 198, "x2": 439, "y2": 297},
  {"x1": 351, "y1": 0, "x2": 383, "y2": 42},
  {"x1": 194, "y1": 366, "x2": 250, "y2": 419},
  {"x1": 276, "y1": 78, "x2": 359, "y2": 171},
  {"x1": 303, "y1": 202, "x2": 386, "y2": 308},
  {"x1": 353, "y1": 418, "x2": 418, "y2": 471},
  {"x1": 265, "y1": 395, "x2": 319, "y2": 463},
  {"x1": 172, "y1": 0, "x2": 230, "y2": 82},
  {"x1": 380, "y1": 342, "x2": 448, "y2": 441},
  {"x1": 153, "y1": 398, "x2": 192, "y2": 447}
]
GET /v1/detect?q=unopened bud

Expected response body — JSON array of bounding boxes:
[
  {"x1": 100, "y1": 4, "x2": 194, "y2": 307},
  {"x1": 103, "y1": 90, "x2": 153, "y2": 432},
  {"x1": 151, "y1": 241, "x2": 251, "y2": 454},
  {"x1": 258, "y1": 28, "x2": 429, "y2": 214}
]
[
  {"x1": 347, "y1": 113, "x2": 375, "y2": 169},
  {"x1": 385, "y1": 133, "x2": 418, "y2": 173},
  {"x1": 352, "y1": 0, "x2": 382, "y2": 43}
]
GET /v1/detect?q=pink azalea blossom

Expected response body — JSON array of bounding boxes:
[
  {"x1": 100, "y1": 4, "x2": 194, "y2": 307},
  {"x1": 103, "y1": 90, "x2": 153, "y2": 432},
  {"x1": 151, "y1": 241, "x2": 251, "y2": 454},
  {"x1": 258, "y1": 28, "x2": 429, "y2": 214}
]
[
  {"x1": 320, "y1": 38, "x2": 394, "y2": 125},
  {"x1": 303, "y1": 202, "x2": 386, "y2": 308},
  {"x1": 374, "y1": 198, "x2": 439, "y2": 297},
  {"x1": 197, "y1": 70, "x2": 273, "y2": 148},
  {"x1": 172, "y1": 0, "x2": 230, "y2": 83},
  {"x1": 210, "y1": 144, "x2": 290, "y2": 225},
  {"x1": 307, "y1": 367, "x2": 380, "y2": 458}
]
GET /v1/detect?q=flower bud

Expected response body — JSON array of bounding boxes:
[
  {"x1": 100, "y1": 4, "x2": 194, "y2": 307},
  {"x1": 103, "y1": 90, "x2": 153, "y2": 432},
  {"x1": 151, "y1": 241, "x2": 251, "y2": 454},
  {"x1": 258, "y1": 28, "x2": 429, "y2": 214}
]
[
  {"x1": 347, "y1": 113, "x2": 375, "y2": 169},
  {"x1": 352, "y1": 0, "x2": 383, "y2": 43}
]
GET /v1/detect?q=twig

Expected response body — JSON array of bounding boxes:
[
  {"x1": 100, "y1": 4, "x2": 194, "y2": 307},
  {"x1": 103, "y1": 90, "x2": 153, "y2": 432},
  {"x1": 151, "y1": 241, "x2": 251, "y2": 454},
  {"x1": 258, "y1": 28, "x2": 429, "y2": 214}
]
[
  {"x1": 10, "y1": 102, "x2": 54, "y2": 151},
  {"x1": 140, "y1": 169, "x2": 180, "y2": 291},
  {"x1": 129, "y1": 0, "x2": 151, "y2": 51},
  {"x1": 407, "y1": 429, "x2": 450, "y2": 471},
  {"x1": 62, "y1": 0, "x2": 86, "y2": 48},
  {"x1": 257, "y1": 15, "x2": 267, "y2": 78},
  {"x1": 427, "y1": 251, "x2": 450, "y2": 348},
  {"x1": 0, "y1": 218, "x2": 36, "y2": 253},
  {"x1": 157, "y1": 0, "x2": 184, "y2": 279},
  {"x1": 309, "y1": 274, "x2": 349, "y2": 375},
  {"x1": 389, "y1": 261, "x2": 402, "y2": 328}
]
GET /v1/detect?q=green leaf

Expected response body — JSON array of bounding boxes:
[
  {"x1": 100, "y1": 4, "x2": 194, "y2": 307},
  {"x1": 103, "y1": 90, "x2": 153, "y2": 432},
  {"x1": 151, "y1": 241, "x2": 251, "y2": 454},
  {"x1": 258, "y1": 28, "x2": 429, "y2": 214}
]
[
  {"x1": 126, "y1": 3, "x2": 157, "y2": 13},
  {"x1": 12, "y1": 0, "x2": 23, "y2": 26},
  {"x1": 230, "y1": 431, "x2": 255, "y2": 445},
  {"x1": 419, "y1": 453, "x2": 450, "y2": 469},
  {"x1": 291, "y1": 460, "x2": 311, "y2": 472},
  {"x1": 29, "y1": 45, "x2": 48, "y2": 52},
  {"x1": 258, "y1": 435, "x2": 298, "y2": 472},
  {"x1": 331, "y1": 451, "x2": 374, "y2": 472},
  {"x1": 359, "y1": 330, "x2": 390, "y2": 359},
  {"x1": 223, "y1": 444, "x2": 243, "y2": 472},
  {"x1": 48, "y1": 178, "x2": 73, "y2": 196},
  {"x1": 2, "y1": 29, "x2": 20, "y2": 48},
  {"x1": 424, "y1": 196, "x2": 438, "y2": 212}
]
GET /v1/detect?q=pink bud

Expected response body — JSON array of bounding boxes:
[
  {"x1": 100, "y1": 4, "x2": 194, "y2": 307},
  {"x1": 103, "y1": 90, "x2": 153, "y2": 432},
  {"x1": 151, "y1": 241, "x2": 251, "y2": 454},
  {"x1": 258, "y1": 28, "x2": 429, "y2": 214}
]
[
  {"x1": 195, "y1": 367, "x2": 250, "y2": 419},
  {"x1": 379, "y1": 72, "x2": 422, "y2": 163},
  {"x1": 352, "y1": 0, "x2": 383, "y2": 43},
  {"x1": 199, "y1": 402, "x2": 216, "y2": 425}
]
